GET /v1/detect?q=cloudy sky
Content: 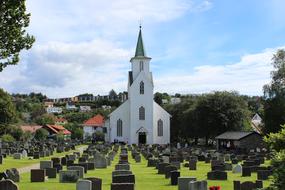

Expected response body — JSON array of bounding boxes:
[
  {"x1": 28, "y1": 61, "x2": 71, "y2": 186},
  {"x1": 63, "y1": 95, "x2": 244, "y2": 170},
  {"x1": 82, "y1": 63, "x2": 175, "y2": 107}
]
[{"x1": 1, "y1": 0, "x2": 285, "y2": 98}]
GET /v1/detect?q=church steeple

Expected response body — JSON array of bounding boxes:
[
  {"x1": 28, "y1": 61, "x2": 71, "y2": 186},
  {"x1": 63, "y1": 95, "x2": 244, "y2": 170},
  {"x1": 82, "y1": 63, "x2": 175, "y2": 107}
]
[{"x1": 135, "y1": 26, "x2": 146, "y2": 57}]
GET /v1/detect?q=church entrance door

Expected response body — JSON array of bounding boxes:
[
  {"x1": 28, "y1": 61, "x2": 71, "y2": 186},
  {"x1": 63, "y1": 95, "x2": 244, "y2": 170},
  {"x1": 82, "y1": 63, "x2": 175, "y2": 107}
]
[{"x1": 138, "y1": 132, "x2": 147, "y2": 144}]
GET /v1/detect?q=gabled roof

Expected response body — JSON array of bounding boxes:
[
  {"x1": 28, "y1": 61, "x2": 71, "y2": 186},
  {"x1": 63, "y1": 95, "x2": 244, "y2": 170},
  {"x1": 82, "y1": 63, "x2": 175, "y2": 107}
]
[
  {"x1": 45, "y1": 124, "x2": 71, "y2": 135},
  {"x1": 83, "y1": 114, "x2": 105, "y2": 127},
  {"x1": 215, "y1": 131, "x2": 259, "y2": 140}
]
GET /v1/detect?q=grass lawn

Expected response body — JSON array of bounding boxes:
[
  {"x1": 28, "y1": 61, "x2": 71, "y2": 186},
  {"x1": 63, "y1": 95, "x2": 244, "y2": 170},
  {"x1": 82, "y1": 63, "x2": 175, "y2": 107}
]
[
  {"x1": 15, "y1": 150, "x2": 272, "y2": 190},
  {"x1": 0, "y1": 145, "x2": 87, "y2": 171}
]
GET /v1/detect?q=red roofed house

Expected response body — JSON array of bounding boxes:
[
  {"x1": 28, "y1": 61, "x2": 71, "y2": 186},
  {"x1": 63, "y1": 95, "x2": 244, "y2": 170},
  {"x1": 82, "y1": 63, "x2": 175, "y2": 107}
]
[
  {"x1": 42, "y1": 124, "x2": 71, "y2": 138},
  {"x1": 82, "y1": 114, "x2": 106, "y2": 140},
  {"x1": 20, "y1": 125, "x2": 43, "y2": 133}
]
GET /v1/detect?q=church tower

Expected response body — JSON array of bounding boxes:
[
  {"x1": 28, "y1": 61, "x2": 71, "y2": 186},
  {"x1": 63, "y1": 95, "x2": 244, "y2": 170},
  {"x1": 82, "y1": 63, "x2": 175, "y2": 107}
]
[{"x1": 128, "y1": 26, "x2": 154, "y2": 144}]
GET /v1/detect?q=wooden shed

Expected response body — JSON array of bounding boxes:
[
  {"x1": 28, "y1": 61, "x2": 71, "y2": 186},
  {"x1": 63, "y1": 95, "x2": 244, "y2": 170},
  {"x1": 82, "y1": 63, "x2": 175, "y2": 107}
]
[{"x1": 215, "y1": 131, "x2": 265, "y2": 151}]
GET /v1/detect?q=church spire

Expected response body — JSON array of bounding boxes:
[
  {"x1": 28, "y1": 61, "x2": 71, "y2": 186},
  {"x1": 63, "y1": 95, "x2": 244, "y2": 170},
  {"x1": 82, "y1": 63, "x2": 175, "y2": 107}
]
[{"x1": 135, "y1": 25, "x2": 146, "y2": 57}]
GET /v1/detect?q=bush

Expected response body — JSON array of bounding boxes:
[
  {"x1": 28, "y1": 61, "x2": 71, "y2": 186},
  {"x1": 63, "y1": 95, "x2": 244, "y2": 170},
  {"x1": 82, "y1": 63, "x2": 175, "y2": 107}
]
[
  {"x1": 1, "y1": 134, "x2": 15, "y2": 142},
  {"x1": 264, "y1": 124, "x2": 285, "y2": 189},
  {"x1": 34, "y1": 128, "x2": 49, "y2": 140},
  {"x1": 94, "y1": 130, "x2": 105, "y2": 142}
]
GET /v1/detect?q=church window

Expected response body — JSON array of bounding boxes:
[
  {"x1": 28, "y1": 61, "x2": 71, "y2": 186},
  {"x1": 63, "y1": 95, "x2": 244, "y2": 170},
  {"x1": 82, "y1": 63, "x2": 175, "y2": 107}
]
[
  {"x1": 140, "y1": 81, "x2": 144, "y2": 94},
  {"x1": 140, "y1": 61, "x2": 144, "y2": 71},
  {"x1": 139, "y1": 106, "x2": 145, "y2": 120},
  {"x1": 157, "y1": 119, "x2": 163, "y2": 136},
  {"x1": 117, "y1": 119, "x2": 123, "y2": 137}
]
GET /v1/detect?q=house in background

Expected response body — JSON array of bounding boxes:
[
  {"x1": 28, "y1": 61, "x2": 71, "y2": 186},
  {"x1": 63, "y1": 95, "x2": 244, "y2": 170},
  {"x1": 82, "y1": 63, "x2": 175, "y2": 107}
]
[
  {"x1": 82, "y1": 114, "x2": 106, "y2": 140},
  {"x1": 251, "y1": 113, "x2": 263, "y2": 134},
  {"x1": 66, "y1": 103, "x2": 77, "y2": 110},
  {"x1": 42, "y1": 124, "x2": 71, "y2": 138},
  {"x1": 46, "y1": 106, "x2": 63, "y2": 114},
  {"x1": 80, "y1": 106, "x2": 91, "y2": 112}
]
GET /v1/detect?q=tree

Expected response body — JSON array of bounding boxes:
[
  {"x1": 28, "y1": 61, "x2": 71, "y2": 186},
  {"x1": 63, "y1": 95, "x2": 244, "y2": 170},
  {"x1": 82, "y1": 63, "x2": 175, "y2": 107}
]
[
  {"x1": 72, "y1": 128, "x2": 83, "y2": 140},
  {"x1": 0, "y1": 88, "x2": 17, "y2": 134},
  {"x1": 263, "y1": 49, "x2": 285, "y2": 133},
  {"x1": 35, "y1": 113, "x2": 55, "y2": 125},
  {"x1": 10, "y1": 126, "x2": 23, "y2": 141},
  {"x1": 34, "y1": 128, "x2": 48, "y2": 140},
  {"x1": 185, "y1": 91, "x2": 250, "y2": 145},
  {"x1": 0, "y1": 0, "x2": 35, "y2": 71},
  {"x1": 264, "y1": 125, "x2": 285, "y2": 189},
  {"x1": 154, "y1": 92, "x2": 163, "y2": 105}
]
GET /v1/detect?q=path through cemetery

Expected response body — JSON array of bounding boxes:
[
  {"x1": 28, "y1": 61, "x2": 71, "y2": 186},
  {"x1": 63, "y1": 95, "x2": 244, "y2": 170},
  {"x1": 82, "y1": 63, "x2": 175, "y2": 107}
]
[{"x1": 17, "y1": 145, "x2": 87, "y2": 174}]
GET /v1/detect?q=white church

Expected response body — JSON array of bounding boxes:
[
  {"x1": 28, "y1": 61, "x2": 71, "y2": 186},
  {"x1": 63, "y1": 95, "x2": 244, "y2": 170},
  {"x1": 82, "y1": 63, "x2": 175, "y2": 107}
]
[{"x1": 106, "y1": 27, "x2": 171, "y2": 145}]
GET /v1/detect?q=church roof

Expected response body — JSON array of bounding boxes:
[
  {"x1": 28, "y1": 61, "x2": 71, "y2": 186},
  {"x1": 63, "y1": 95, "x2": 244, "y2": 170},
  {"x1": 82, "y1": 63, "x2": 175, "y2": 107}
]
[{"x1": 135, "y1": 27, "x2": 145, "y2": 57}]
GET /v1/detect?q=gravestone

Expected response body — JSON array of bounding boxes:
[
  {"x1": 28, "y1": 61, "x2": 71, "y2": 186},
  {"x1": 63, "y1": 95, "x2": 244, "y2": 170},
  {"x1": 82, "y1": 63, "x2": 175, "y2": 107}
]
[
  {"x1": 6, "y1": 168, "x2": 20, "y2": 182},
  {"x1": 189, "y1": 180, "x2": 207, "y2": 190},
  {"x1": 40, "y1": 161, "x2": 53, "y2": 169},
  {"x1": 111, "y1": 183, "x2": 134, "y2": 190},
  {"x1": 45, "y1": 168, "x2": 57, "y2": 178},
  {"x1": 115, "y1": 164, "x2": 130, "y2": 171},
  {"x1": 85, "y1": 177, "x2": 102, "y2": 190},
  {"x1": 95, "y1": 156, "x2": 107, "y2": 169},
  {"x1": 77, "y1": 179, "x2": 92, "y2": 190},
  {"x1": 232, "y1": 164, "x2": 242, "y2": 174},
  {"x1": 31, "y1": 169, "x2": 45, "y2": 182},
  {"x1": 257, "y1": 170, "x2": 271, "y2": 180},
  {"x1": 242, "y1": 167, "x2": 251, "y2": 177},
  {"x1": 59, "y1": 170, "x2": 79, "y2": 183},
  {"x1": 233, "y1": 180, "x2": 263, "y2": 190},
  {"x1": 178, "y1": 177, "x2": 196, "y2": 190},
  {"x1": 164, "y1": 165, "x2": 177, "y2": 179},
  {"x1": 68, "y1": 166, "x2": 85, "y2": 178},
  {"x1": 13, "y1": 153, "x2": 22, "y2": 160},
  {"x1": 112, "y1": 174, "x2": 135, "y2": 184},
  {"x1": 189, "y1": 160, "x2": 197, "y2": 170},
  {"x1": 158, "y1": 163, "x2": 170, "y2": 174},
  {"x1": 170, "y1": 171, "x2": 180, "y2": 185},
  {"x1": 0, "y1": 179, "x2": 19, "y2": 190},
  {"x1": 207, "y1": 171, "x2": 227, "y2": 180},
  {"x1": 112, "y1": 170, "x2": 132, "y2": 177}
]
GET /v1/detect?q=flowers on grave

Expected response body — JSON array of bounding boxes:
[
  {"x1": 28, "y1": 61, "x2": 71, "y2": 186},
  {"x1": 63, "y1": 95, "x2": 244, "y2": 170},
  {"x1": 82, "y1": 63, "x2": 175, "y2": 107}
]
[{"x1": 209, "y1": 186, "x2": 221, "y2": 190}]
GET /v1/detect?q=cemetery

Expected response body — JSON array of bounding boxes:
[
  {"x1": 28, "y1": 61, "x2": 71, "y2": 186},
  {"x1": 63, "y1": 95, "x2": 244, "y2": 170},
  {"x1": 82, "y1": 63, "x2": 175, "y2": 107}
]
[
  {"x1": 0, "y1": 141, "x2": 273, "y2": 190},
  {"x1": 1, "y1": 1, "x2": 285, "y2": 190}
]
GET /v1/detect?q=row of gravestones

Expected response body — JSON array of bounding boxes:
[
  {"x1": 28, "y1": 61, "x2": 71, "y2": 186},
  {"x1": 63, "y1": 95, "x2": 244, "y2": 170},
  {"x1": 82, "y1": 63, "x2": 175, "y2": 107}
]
[
  {"x1": 139, "y1": 144, "x2": 271, "y2": 190},
  {"x1": 0, "y1": 140, "x2": 79, "y2": 166},
  {"x1": 110, "y1": 145, "x2": 136, "y2": 190},
  {"x1": 0, "y1": 143, "x2": 118, "y2": 190}
]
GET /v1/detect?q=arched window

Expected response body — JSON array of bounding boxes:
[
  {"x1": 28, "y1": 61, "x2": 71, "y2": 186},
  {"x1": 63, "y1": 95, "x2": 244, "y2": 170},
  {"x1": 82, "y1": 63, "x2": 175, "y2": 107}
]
[
  {"x1": 157, "y1": 119, "x2": 163, "y2": 136},
  {"x1": 139, "y1": 106, "x2": 145, "y2": 120},
  {"x1": 117, "y1": 119, "x2": 123, "y2": 137},
  {"x1": 140, "y1": 61, "x2": 144, "y2": 71},
  {"x1": 140, "y1": 81, "x2": 144, "y2": 94}
]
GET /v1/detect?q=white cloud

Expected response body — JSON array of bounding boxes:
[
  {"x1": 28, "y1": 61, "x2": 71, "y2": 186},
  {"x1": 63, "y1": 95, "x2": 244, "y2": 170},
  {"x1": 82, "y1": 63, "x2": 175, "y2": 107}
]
[
  {"x1": 0, "y1": 40, "x2": 131, "y2": 98},
  {"x1": 26, "y1": 0, "x2": 212, "y2": 41},
  {"x1": 155, "y1": 47, "x2": 283, "y2": 95}
]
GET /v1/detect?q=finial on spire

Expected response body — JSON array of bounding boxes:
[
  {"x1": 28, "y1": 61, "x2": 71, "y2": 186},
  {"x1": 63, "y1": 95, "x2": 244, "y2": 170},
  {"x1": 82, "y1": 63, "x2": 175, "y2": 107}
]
[{"x1": 139, "y1": 19, "x2": 142, "y2": 29}]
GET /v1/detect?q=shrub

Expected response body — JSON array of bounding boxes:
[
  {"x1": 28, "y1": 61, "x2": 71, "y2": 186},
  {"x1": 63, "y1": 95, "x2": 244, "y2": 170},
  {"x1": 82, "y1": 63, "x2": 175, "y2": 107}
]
[
  {"x1": 34, "y1": 128, "x2": 49, "y2": 140},
  {"x1": 1, "y1": 134, "x2": 15, "y2": 142}
]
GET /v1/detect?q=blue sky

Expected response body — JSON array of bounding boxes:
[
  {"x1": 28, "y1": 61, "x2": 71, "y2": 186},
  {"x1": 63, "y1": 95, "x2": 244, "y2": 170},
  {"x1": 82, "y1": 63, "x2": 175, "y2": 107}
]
[{"x1": 1, "y1": 0, "x2": 285, "y2": 98}]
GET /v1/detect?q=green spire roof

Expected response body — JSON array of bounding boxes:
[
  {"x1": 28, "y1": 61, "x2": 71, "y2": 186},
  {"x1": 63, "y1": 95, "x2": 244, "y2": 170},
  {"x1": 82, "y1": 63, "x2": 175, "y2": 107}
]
[{"x1": 135, "y1": 27, "x2": 146, "y2": 57}]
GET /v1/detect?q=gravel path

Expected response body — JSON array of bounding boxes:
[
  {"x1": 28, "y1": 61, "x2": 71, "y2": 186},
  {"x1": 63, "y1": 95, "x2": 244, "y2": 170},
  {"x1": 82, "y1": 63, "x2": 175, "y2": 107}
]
[{"x1": 18, "y1": 145, "x2": 87, "y2": 174}]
